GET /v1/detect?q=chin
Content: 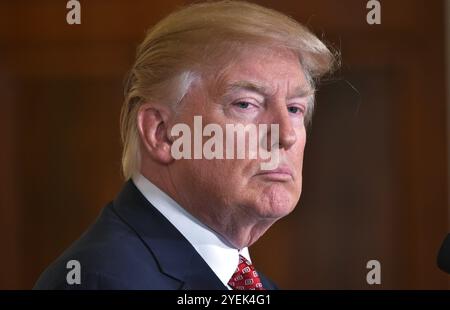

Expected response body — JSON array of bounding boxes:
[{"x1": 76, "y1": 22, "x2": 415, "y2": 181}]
[{"x1": 254, "y1": 184, "x2": 299, "y2": 219}]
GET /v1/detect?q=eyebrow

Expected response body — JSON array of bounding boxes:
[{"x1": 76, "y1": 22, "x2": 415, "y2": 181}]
[{"x1": 223, "y1": 80, "x2": 315, "y2": 99}]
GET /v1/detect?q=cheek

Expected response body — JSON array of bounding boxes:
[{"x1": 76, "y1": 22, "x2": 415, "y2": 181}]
[
  {"x1": 290, "y1": 129, "x2": 306, "y2": 184},
  {"x1": 299, "y1": 137, "x2": 306, "y2": 164},
  {"x1": 294, "y1": 128, "x2": 307, "y2": 160},
  {"x1": 182, "y1": 158, "x2": 250, "y2": 191}
]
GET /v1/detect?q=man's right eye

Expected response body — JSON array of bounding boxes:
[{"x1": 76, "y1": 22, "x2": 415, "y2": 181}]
[{"x1": 234, "y1": 101, "x2": 251, "y2": 109}]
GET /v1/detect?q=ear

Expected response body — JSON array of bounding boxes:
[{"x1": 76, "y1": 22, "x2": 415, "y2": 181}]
[{"x1": 137, "y1": 103, "x2": 174, "y2": 164}]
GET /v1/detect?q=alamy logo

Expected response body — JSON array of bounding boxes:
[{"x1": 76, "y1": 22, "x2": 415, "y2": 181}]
[
  {"x1": 366, "y1": 259, "x2": 381, "y2": 285},
  {"x1": 66, "y1": 0, "x2": 81, "y2": 25},
  {"x1": 170, "y1": 116, "x2": 281, "y2": 170},
  {"x1": 366, "y1": 0, "x2": 381, "y2": 25},
  {"x1": 66, "y1": 259, "x2": 81, "y2": 285}
]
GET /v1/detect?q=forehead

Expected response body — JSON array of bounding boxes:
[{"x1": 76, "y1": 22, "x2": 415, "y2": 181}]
[{"x1": 214, "y1": 47, "x2": 309, "y2": 94}]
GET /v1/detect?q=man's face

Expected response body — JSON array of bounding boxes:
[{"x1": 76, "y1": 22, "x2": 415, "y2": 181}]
[{"x1": 169, "y1": 47, "x2": 311, "y2": 230}]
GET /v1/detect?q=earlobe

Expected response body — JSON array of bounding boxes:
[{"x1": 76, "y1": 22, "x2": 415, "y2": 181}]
[{"x1": 137, "y1": 103, "x2": 174, "y2": 164}]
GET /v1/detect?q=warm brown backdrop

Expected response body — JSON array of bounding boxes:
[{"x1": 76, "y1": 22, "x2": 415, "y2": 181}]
[{"x1": 0, "y1": 0, "x2": 448, "y2": 289}]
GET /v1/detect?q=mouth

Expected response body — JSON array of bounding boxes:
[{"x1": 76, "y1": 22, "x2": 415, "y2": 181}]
[{"x1": 254, "y1": 166, "x2": 294, "y2": 182}]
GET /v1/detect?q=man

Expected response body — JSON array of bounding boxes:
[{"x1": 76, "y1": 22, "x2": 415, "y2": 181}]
[{"x1": 34, "y1": 0, "x2": 336, "y2": 290}]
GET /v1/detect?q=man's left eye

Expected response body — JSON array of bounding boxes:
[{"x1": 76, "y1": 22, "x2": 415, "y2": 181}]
[{"x1": 288, "y1": 106, "x2": 303, "y2": 114}]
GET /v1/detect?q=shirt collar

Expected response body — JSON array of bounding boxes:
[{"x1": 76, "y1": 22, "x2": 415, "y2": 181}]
[{"x1": 132, "y1": 173, "x2": 251, "y2": 288}]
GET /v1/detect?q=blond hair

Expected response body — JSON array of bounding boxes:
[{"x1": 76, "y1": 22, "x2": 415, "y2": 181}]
[{"x1": 120, "y1": 0, "x2": 338, "y2": 180}]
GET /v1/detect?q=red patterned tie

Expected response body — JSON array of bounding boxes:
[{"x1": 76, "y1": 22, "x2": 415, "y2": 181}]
[{"x1": 228, "y1": 254, "x2": 265, "y2": 290}]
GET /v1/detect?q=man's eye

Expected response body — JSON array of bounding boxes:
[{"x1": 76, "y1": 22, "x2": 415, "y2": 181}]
[
  {"x1": 234, "y1": 101, "x2": 252, "y2": 109},
  {"x1": 288, "y1": 106, "x2": 303, "y2": 114}
]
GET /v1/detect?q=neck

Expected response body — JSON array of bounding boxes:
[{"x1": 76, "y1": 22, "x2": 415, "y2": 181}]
[{"x1": 139, "y1": 165, "x2": 276, "y2": 249}]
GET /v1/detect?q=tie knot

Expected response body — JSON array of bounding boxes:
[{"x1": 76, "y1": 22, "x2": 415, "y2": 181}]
[{"x1": 228, "y1": 254, "x2": 265, "y2": 290}]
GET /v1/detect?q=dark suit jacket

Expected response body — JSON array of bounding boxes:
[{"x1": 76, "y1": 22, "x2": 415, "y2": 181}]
[{"x1": 34, "y1": 180, "x2": 278, "y2": 290}]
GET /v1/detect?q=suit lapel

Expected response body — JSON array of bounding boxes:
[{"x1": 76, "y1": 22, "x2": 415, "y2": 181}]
[{"x1": 112, "y1": 180, "x2": 227, "y2": 290}]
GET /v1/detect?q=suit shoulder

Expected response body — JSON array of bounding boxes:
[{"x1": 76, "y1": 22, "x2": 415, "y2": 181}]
[{"x1": 34, "y1": 203, "x2": 178, "y2": 289}]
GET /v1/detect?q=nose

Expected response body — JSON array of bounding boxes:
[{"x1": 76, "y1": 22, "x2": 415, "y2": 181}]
[{"x1": 269, "y1": 102, "x2": 297, "y2": 150}]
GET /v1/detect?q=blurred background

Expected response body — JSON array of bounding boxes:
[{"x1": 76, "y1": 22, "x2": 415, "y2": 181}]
[{"x1": 0, "y1": 0, "x2": 449, "y2": 289}]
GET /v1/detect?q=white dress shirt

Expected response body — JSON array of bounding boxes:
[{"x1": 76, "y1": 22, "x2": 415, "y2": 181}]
[{"x1": 132, "y1": 173, "x2": 251, "y2": 289}]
